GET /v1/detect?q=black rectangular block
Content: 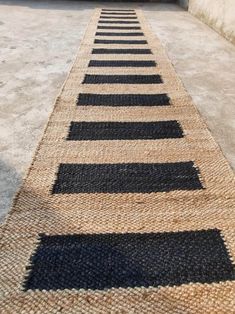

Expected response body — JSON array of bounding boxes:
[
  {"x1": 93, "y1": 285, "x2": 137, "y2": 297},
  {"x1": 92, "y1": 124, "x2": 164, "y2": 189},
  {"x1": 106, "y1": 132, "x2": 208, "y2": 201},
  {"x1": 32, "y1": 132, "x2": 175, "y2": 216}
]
[
  {"x1": 102, "y1": 9, "x2": 135, "y2": 12},
  {"x1": 23, "y1": 230, "x2": 235, "y2": 291},
  {"x1": 96, "y1": 32, "x2": 144, "y2": 36},
  {"x1": 92, "y1": 48, "x2": 152, "y2": 54},
  {"x1": 99, "y1": 21, "x2": 139, "y2": 24},
  {"x1": 97, "y1": 26, "x2": 141, "y2": 30},
  {"x1": 77, "y1": 93, "x2": 170, "y2": 106},
  {"x1": 83, "y1": 74, "x2": 163, "y2": 84},
  {"x1": 88, "y1": 60, "x2": 156, "y2": 67},
  {"x1": 100, "y1": 16, "x2": 138, "y2": 19},
  {"x1": 101, "y1": 12, "x2": 136, "y2": 15},
  {"x1": 67, "y1": 121, "x2": 184, "y2": 141},
  {"x1": 52, "y1": 162, "x2": 203, "y2": 194},
  {"x1": 94, "y1": 39, "x2": 147, "y2": 44}
]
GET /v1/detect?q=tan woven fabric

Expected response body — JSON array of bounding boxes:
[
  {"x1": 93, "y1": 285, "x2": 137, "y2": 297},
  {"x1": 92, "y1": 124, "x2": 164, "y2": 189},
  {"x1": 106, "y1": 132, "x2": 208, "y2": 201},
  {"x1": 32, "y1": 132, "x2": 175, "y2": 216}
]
[{"x1": 0, "y1": 9, "x2": 235, "y2": 313}]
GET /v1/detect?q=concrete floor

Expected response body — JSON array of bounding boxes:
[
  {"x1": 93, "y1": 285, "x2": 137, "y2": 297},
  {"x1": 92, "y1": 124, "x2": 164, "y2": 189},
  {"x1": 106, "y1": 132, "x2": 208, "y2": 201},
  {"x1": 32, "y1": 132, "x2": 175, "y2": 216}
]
[{"x1": 0, "y1": 1, "x2": 235, "y2": 222}]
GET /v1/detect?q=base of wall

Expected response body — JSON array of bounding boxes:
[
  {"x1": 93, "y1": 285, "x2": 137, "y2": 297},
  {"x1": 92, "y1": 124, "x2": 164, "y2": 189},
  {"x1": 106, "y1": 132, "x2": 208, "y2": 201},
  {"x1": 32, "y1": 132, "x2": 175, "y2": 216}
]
[{"x1": 179, "y1": 0, "x2": 235, "y2": 45}]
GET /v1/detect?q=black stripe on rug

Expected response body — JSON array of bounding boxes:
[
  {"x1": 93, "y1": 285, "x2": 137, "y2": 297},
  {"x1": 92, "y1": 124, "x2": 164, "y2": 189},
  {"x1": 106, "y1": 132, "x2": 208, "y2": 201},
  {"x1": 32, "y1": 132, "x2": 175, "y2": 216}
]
[
  {"x1": 23, "y1": 229, "x2": 234, "y2": 291},
  {"x1": 102, "y1": 9, "x2": 135, "y2": 12},
  {"x1": 101, "y1": 12, "x2": 136, "y2": 15},
  {"x1": 94, "y1": 39, "x2": 147, "y2": 44},
  {"x1": 95, "y1": 32, "x2": 144, "y2": 36},
  {"x1": 77, "y1": 93, "x2": 170, "y2": 106},
  {"x1": 88, "y1": 60, "x2": 156, "y2": 67},
  {"x1": 67, "y1": 121, "x2": 183, "y2": 141},
  {"x1": 82, "y1": 74, "x2": 163, "y2": 84},
  {"x1": 97, "y1": 26, "x2": 141, "y2": 30},
  {"x1": 52, "y1": 162, "x2": 203, "y2": 194},
  {"x1": 99, "y1": 16, "x2": 138, "y2": 19},
  {"x1": 92, "y1": 48, "x2": 152, "y2": 54},
  {"x1": 99, "y1": 21, "x2": 140, "y2": 24}
]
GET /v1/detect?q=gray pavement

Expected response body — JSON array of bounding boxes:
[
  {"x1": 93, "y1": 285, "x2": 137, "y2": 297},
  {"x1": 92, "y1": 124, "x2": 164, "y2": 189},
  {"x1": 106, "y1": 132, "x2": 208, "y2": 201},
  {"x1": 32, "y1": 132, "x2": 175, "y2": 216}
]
[{"x1": 0, "y1": 1, "x2": 235, "y2": 221}]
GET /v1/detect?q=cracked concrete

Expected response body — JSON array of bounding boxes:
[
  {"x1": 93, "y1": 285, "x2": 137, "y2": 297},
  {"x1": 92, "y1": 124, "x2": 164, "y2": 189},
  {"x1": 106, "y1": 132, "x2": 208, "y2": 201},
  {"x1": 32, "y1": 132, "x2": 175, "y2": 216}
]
[{"x1": 0, "y1": 1, "x2": 235, "y2": 222}]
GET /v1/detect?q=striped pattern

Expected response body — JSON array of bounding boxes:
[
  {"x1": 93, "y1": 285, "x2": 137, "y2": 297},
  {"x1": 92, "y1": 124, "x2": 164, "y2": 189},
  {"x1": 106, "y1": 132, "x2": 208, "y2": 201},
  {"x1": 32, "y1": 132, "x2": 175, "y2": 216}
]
[
  {"x1": 95, "y1": 32, "x2": 144, "y2": 36},
  {"x1": 98, "y1": 21, "x2": 140, "y2": 24},
  {"x1": 97, "y1": 26, "x2": 141, "y2": 29},
  {"x1": 82, "y1": 74, "x2": 163, "y2": 84},
  {"x1": 101, "y1": 13, "x2": 136, "y2": 15},
  {"x1": 101, "y1": 9, "x2": 135, "y2": 11},
  {"x1": 92, "y1": 48, "x2": 152, "y2": 54},
  {"x1": 23, "y1": 230, "x2": 234, "y2": 291},
  {"x1": 67, "y1": 121, "x2": 184, "y2": 141},
  {"x1": 0, "y1": 8, "x2": 235, "y2": 314},
  {"x1": 77, "y1": 93, "x2": 170, "y2": 106},
  {"x1": 88, "y1": 60, "x2": 156, "y2": 67},
  {"x1": 52, "y1": 162, "x2": 203, "y2": 194},
  {"x1": 94, "y1": 39, "x2": 147, "y2": 44},
  {"x1": 99, "y1": 16, "x2": 138, "y2": 19}
]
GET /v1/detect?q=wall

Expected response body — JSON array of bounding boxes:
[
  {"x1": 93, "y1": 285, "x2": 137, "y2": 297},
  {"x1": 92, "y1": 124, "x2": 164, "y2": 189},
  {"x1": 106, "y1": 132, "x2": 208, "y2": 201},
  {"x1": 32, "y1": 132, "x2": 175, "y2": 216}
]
[{"x1": 179, "y1": 0, "x2": 235, "y2": 45}]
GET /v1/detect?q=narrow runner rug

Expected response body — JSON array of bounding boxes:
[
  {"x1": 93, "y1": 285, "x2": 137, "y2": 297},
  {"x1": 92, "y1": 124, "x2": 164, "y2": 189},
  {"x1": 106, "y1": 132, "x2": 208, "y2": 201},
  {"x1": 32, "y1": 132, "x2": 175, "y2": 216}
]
[{"x1": 0, "y1": 8, "x2": 235, "y2": 313}]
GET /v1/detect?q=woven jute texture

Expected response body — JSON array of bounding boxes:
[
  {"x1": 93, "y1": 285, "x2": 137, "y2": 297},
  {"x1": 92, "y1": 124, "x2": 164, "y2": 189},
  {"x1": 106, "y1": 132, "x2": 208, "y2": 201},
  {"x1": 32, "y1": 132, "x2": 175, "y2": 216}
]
[{"x1": 1, "y1": 8, "x2": 235, "y2": 314}]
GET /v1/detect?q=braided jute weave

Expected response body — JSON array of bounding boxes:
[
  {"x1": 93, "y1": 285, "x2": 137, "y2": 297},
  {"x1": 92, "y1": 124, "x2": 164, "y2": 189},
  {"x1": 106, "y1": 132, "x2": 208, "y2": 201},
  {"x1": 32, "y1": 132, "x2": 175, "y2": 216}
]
[{"x1": 1, "y1": 8, "x2": 235, "y2": 313}]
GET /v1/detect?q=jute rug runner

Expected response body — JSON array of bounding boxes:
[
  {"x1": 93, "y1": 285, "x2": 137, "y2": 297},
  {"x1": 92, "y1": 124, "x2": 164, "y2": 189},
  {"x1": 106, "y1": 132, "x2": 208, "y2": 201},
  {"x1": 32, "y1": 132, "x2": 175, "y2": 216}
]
[{"x1": 1, "y1": 8, "x2": 235, "y2": 313}]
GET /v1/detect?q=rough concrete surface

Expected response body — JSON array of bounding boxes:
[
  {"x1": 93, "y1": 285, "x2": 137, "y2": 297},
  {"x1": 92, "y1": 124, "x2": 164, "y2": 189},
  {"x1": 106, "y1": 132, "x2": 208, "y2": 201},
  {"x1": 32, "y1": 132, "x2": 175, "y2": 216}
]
[{"x1": 0, "y1": 1, "x2": 235, "y2": 222}]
